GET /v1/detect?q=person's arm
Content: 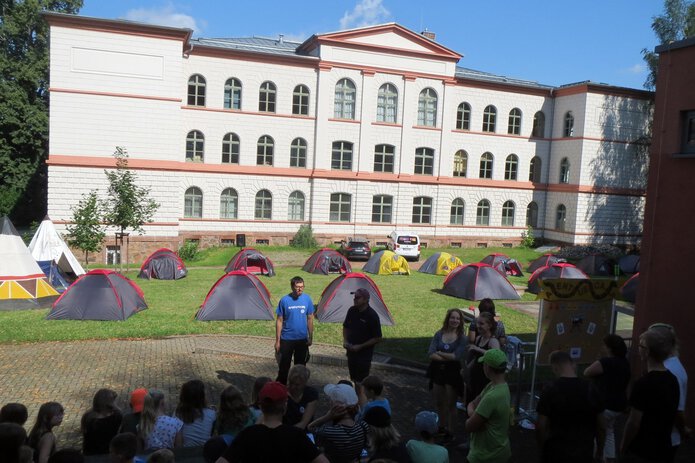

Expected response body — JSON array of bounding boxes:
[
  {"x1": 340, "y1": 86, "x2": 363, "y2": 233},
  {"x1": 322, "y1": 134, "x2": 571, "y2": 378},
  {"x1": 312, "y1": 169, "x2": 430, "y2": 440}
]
[
  {"x1": 464, "y1": 411, "x2": 487, "y2": 433},
  {"x1": 296, "y1": 399, "x2": 318, "y2": 430},
  {"x1": 308, "y1": 405, "x2": 345, "y2": 432},
  {"x1": 488, "y1": 337, "x2": 500, "y2": 350},
  {"x1": 37, "y1": 433, "x2": 56, "y2": 463},
  {"x1": 275, "y1": 314, "x2": 283, "y2": 353},
  {"x1": 307, "y1": 313, "x2": 314, "y2": 346},
  {"x1": 428, "y1": 332, "x2": 443, "y2": 360},
  {"x1": 594, "y1": 411, "x2": 606, "y2": 462},
  {"x1": 583, "y1": 360, "x2": 604, "y2": 378},
  {"x1": 466, "y1": 393, "x2": 482, "y2": 417},
  {"x1": 342, "y1": 326, "x2": 350, "y2": 349},
  {"x1": 467, "y1": 321, "x2": 477, "y2": 343},
  {"x1": 620, "y1": 408, "x2": 642, "y2": 455},
  {"x1": 351, "y1": 336, "x2": 382, "y2": 352}
]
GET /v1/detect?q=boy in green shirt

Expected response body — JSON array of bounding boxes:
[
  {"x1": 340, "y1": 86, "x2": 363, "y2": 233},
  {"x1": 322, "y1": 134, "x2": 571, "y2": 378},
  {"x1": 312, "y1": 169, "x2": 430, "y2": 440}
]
[{"x1": 465, "y1": 348, "x2": 511, "y2": 463}]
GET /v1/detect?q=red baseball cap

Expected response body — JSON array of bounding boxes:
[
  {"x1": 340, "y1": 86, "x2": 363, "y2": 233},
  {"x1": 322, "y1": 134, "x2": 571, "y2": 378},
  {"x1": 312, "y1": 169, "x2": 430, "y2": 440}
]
[
  {"x1": 259, "y1": 381, "x2": 288, "y2": 403},
  {"x1": 130, "y1": 388, "x2": 147, "y2": 413}
]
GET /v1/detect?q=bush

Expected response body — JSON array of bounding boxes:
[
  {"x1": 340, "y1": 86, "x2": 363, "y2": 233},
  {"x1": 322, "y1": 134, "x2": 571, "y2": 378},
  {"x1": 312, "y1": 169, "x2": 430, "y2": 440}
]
[
  {"x1": 555, "y1": 244, "x2": 623, "y2": 262},
  {"x1": 520, "y1": 226, "x2": 535, "y2": 248},
  {"x1": 291, "y1": 225, "x2": 318, "y2": 248},
  {"x1": 178, "y1": 240, "x2": 200, "y2": 261}
]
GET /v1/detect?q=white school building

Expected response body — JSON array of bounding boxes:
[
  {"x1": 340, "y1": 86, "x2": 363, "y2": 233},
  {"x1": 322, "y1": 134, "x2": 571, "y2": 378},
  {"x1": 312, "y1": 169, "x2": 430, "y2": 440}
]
[{"x1": 44, "y1": 13, "x2": 652, "y2": 261}]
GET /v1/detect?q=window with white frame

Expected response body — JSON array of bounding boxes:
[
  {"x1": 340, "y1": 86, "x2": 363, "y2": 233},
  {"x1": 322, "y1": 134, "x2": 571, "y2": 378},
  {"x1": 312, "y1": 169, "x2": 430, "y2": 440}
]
[
  {"x1": 331, "y1": 141, "x2": 353, "y2": 170},
  {"x1": 292, "y1": 85, "x2": 310, "y2": 115},
  {"x1": 220, "y1": 188, "x2": 238, "y2": 219},
  {"x1": 532, "y1": 111, "x2": 545, "y2": 137},
  {"x1": 376, "y1": 83, "x2": 398, "y2": 123},
  {"x1": 450, "y1": 198, "x2": 465, "y2": 225},
  {"x1": 334, "y1": 78, "x2": 356, "y2": 119},
  {"x1": 412, "y1": 196, "x2": 432, "y2": 224},
  {"x1": 330, "y1": 193, "x2": 352, "y2": 222},
  {"x1": 526, "y1": 201, "x2": 538, "y2": 227},
  {"x1": 290, "y1": 138, "x2": 307, "y2": 168},
  {"x1": 106, "y1": 245, "x2": 121, "y2": 265},
  {"x1": 184, "y1": 187, "x2": 203, "y2": 218},
  {"x1": 453, "y1": 150, "x2": 468, "y2": 177},
  {"x1": 456, "y1": 102, "x2": 471, "y2": 130},
  {"x1": 288, "y1": 191, "x2": 305, "y2": 221},
  {"x1": 504, "y1": 154, "x2": 518, "y2": 180},
  {"x1": 417, "y1": 88, "x2": 437, "y2": 127},
  {"x1": 223, "y1": 78, "x2": 242, "y2": 110},
  {"x1": 508, "y1": 108, "x2": 522, "y2": 135},
  {"x1": 479, "y1": 152, "x2": 494, "y2": 179},
  {"x1": 259, "y1": 81, "x2": 276, "y2": 113},
  {"x1": 374, "y1": 144, "x2": 394, "y2": 173},
  {"x1": 186, "y1": 130, "x2": 204, "y2": 162},
  {"x1": 371, "y1": 195, "x2": 392, "y2": 223},
  {"x1": 476, "y1": 199, "x2": 490, "y2": 226},
  {"x1": 556, "y1": 204, "x2": 566, "y2": 231},
  {"x1": 559, "y1": 157, "x2": 570, "y2": 184},
  {"x1": 414, "y1": 147, "x2": 434, "y2": 175},
  {"x1": 564, "y1": 111, "x2": 574, "y2": 137},
  {"x1": 255, "y1": 190, "x2": 272, "y2": 219},
  {"x1": 256, "y1": 135, "x2": 274, "y2": 166},
  {"x1": 501, "y1": 200, "x2": 515, "y2": 226},
  {"x1": 482, "y1": 105, "x2": 497, "y2": 132},
  {"x1": 222, "y1": 133, "x2": 240, "y2": 164},
  {"x1": 187, "y1": 74, "x2": 206, "y2": 106},
  {"x1": 529, "y1": 156, "x2": 542, "y2": 182}
]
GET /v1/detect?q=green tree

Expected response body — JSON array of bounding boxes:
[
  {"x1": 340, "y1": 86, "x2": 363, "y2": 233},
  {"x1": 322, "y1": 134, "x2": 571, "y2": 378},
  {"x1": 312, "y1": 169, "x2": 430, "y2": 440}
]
[
  {"x1": 642, "y1": 0, "x2": 695, "y2": 89},
  {"x1": 66, "y1": 190, "x2": 104, "y2": 267},
  {"x1": 290, "y1": 224, "x2": 318, "y2": 248},
  {"x1": 0, "y1": 0, "x2": 83, "y2": 223}
]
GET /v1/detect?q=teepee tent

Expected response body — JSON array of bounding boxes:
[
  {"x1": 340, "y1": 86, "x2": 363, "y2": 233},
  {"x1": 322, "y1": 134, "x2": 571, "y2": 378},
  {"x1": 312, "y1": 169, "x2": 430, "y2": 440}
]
[
  {"x1": 315, "y1": 273, "x2": 394, "y2": 325},
  {"x1": 418, "y1": 252, "x2": 463, "y2": 275},
  {"x1": 0, "y1": 217, "x2": 59, "y2": 310},
  {"x1": 302, "y1": 248, "x2": 352, "y2": 275},
  {"x1": 196, "y1": 271, "x2": 274, "y2": 320},
  {"x1": 28, "y1": 217, "x2": 85, "y2": 278},
  {"x1": 442, "y1": 263, "x2": 520, "y2": 301},
  {"x1": 362, "y1": 250, "x2": 410, "y2": 275}
]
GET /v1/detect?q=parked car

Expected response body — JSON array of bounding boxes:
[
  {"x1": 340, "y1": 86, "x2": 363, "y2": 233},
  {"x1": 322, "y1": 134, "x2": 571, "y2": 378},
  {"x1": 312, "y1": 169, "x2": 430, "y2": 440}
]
[
  {"x1": 339, "y1": 238, "x2": 372, "y2": 261},
  {"x1": 387, "y1": 231, "x2": 421, "y2": 261}
]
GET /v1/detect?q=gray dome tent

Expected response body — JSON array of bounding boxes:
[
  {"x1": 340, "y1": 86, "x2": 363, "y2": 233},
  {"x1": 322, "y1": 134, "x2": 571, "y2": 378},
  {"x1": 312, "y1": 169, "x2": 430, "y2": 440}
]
[
  {"x1": 302, "y1": 248, "x2": 352, "y2": 275},
  {"x1": 528, "y1": 254, "x2": 564, "y2": 273},
  {"x1": 576, "y1": 254, "x2": 616, "y2": 277},
  {"x1": 138, "y1": 248, "x2": 188, "y2": 280},
  {"x1": 527, "y1": 263, "x2": 589, "y2": 294},
  {"x1": 442, "y1": 263, "x2": 520, "y2": 301},
  {"x1": 196, "y1": 271, "x2": 274, "y2": 321},
  {"x1": 315, "y1": 272, "x2": 394, "y2": 325},
  {"x1": 224, "y1": 248, "x2": 275, "y2": 276}
]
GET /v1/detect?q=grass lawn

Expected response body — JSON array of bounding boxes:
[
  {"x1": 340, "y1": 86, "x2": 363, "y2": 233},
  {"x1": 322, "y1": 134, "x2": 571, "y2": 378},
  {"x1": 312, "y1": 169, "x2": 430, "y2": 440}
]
[{"x1": 0, "y1": 246, "x2": 561, "y2": 363}]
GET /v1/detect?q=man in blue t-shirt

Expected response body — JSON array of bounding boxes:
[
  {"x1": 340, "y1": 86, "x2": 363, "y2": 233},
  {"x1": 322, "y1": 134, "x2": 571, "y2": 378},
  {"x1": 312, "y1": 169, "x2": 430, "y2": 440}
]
[{"x1": 275, "y1": 276, "x2": 314, "y2": 384}]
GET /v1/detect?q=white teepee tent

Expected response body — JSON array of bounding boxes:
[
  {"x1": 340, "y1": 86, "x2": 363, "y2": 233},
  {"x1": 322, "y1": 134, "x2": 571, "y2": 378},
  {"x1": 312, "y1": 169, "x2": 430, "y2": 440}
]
[{"x1": 28, "y1": 217, "x2": 85, "y2": 276}]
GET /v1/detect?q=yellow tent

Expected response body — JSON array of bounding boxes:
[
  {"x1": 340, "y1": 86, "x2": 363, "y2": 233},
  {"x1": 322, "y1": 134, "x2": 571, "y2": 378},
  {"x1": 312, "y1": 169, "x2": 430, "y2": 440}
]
[
  {"x1": 418, "y1": 252, "x2": 463, "y2": 275},
  {"x1": 363, "y1": 250, "x2": 410, "y2": 275}
]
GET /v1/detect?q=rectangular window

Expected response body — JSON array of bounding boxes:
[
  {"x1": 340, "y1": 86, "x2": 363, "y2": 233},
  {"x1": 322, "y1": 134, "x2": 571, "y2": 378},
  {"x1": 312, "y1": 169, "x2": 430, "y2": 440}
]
[
  {"x1": 374, "y1": 145, "x2": 395, "y2": 173},
  {"x1": 330, "y1": 193, "x2": 352, "y2": 222},
  {"x1": 106, "y1": 245, "x2": 121, "y2": 265},
  {"x1": 414, "y1": 148, "x2": 434, "y2": 175},
  {"x1": 331, "y1": 142, "x2": 353, "y2": 170}
]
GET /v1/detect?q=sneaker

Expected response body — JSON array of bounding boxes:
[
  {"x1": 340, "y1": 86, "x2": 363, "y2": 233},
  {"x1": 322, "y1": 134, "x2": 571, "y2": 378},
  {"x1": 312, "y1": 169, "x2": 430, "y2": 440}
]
[{"x1": 456, "y1": 401, "x2": 465, "y2": 410}]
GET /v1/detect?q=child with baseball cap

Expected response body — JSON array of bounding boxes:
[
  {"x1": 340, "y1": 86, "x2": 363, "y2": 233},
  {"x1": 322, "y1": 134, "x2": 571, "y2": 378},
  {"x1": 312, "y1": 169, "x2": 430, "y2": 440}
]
[
  {"x1": 406, "y1": 411, "x2": 449, "y2": 463},
  {"x1": 119, "y1": 388, "x2": 147, "y2": 434}
]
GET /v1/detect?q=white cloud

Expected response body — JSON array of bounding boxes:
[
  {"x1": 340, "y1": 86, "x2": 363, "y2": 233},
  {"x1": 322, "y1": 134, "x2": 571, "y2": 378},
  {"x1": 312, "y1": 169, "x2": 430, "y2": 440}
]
[
  {"x1": 339, "y1": 0, "x2": 391, "y2": 30},
  {"x1": 624, "y1": 63, "x2": 646, "y2": 75},
  {"x1": 124, "y1": 4, "x2": 204, "y2": 33}
]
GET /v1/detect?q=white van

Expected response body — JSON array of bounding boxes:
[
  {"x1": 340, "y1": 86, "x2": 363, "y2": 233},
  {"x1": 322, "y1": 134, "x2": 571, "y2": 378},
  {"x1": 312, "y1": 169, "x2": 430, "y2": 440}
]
[{"x1": 387, "y1": 231, "x2": 421, "y2": 261}]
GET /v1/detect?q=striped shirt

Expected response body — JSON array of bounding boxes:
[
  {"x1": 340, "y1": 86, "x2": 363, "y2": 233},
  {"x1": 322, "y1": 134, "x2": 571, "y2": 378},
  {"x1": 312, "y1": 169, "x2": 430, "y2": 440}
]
[{"x1": 315, "y1": 420, "x2": 369, "y2": 463}]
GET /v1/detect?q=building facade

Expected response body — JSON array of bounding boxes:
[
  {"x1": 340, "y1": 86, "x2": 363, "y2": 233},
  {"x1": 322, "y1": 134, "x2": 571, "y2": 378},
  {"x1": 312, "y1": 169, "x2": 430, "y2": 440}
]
[{"x1": 45, "y1": 13, "x2": 652, "y2": 260}]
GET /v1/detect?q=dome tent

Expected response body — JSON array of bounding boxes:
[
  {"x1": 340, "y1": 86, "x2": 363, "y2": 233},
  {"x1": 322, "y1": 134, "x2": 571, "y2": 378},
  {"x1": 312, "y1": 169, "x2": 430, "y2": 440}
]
[
  {"x1": 442, "y1": 263, "x2": 520, "y2": 301},
  {"x1": 315, "y1": 273, "x2": 394, "y2": 325},
  {"x1": 196, "y1": 271, "x2": 274, "y2": 321},
  {"x1": 621, "y1": 273, "x2": 639, "y2": 303},
  {"x1": 480, "y1": 253, "x2": 523, "y2": 277},
  {"x1": 362, "y1": 250, "x2": 410, "y2": 275},
  {"x1": 224, "y1": 248, "x2": 275, "y2": 276},
  {"x1": 576, "y1": 254, "x2": 617, "y2": 277},
  {"x1": 527, "y1": 263, "x2": 590, "y2": 295},
  {"x1": 302, "y1": 248, "x2": 352, "y2": 275},
  {"x1": 418, "y1": 252, "x2": 463, "y2": 276},
  {"x1": 138, "y1": 248, "x2": 188, "y2": 280},
  {"x1": 527, "y1": 254, "x2": 565, "y2": 273}
]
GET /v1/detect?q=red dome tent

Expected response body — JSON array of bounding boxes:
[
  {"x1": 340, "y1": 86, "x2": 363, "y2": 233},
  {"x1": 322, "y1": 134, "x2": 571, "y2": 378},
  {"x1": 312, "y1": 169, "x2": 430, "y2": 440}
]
[
  {"x1": 302, "y1": 248, "x2": 352, "y2": 275},
  {"x1": 442, "y1": 263, "x2": 520, "y2": 301},
  {"x1": 224, "y1": 248, "x2": 275, "y2": 276},
  {"x1": 138, "y1": 248, "x2": 188, "y2": 280},
  {"x1": 315, "y1": 273, "x2": 394, "y2": 325},
  {"x1": 527, "y1": 254, "x2": 564, "y2": 273},
  {"x1": 480, "y1": 253, "x2": 523, "y2": 277},
  {"x1": 196, "y1": 271, "x2": 274, "y2": 321},
  {"x1": 527, "y1": 263, "x2": 590, "y2": 294},
  {"x1": 47, "y1": 270, "x2": 147, "y2": 320}
]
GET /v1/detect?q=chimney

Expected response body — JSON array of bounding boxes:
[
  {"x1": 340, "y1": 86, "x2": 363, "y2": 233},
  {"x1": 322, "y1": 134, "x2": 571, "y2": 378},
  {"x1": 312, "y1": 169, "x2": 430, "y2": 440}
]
[
  {"x1": 278, "y1": 34, "x2": 284, "y2": 44},
  {"x1": 421, "y1": 29, "x2": 435, "y2": 41}
]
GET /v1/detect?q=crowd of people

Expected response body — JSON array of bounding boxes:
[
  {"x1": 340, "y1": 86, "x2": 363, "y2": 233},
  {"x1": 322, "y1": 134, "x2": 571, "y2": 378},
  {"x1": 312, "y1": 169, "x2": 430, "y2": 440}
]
[{"x1": 0, "y1": 277, "x2": 690, "y2": 463}]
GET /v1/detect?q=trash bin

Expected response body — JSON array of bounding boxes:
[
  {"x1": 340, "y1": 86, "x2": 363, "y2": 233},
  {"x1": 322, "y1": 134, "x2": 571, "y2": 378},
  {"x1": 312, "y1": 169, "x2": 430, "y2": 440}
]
[{"x1": 236, "y1": 234, "x2": 246, "y2": 247}]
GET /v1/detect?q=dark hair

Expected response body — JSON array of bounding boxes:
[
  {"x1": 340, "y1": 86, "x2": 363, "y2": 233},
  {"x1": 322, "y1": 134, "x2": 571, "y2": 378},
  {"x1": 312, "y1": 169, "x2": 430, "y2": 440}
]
[
  {"x1": 28, "y1": 402, "x2": 64, "y2": 449},
  {"x1": 361, "y1": 376, "x2": 384, "y2": 396},
  {"x1": 251, "y1": 376, "x2": 272, "y2": 406},
  {"x1": 478, "y1": 298, "x2": 496, "y2": 315},
  {"x1": 603, "y1": 334, "x2": 628, "y2": 357},
  {"x1": 176, "y1": 380, "x2": 208, "y2": 424},
  {"x1": 549, "y1": 350, "x2": 573, "y2": 365},
  {"x1": 640, "y1": 329, "x2": 673, "y2": 362},
  {"x1": 109, "y1": 433, "x2": 137, "y2": 461},
  {"x1": 0, "y1": 403, "x2": 28, "y2": 425},
  {"x1": 290, "y1": 276, "x2": 304, "y2": 287},
  {"x1": 440, "y1": 308, "x2": 465, "y2": 338},
  {"x1": 147, "y1": 448, "x2": 174, "y2": 463},
  {"x1": 477, "y1": 312, "x2": 497, "y2": 335},
  {"x1": 48, "y1": 448, "x2": 84, "y2": 463},
  {"x1": 217, "y1": 385, "x2": 251, "y2": 435},
  {"x1": 0, "y1": 422, "x2": 27, "y2": 463},
  {"x1": 82, "y1": 389, "x2": 119, "y2": 430}
]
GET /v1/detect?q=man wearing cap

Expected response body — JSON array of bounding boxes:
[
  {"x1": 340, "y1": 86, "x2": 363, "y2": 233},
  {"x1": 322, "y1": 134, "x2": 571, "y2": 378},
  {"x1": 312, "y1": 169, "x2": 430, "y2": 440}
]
[
  {"x1": 342, "y1": 288, "x2": 383, "y2": 383},
  {"x1": 465, "y1": 348, "x2": 511, "y2": 463},
  {"x1": 217, "y1": 381, "x2": 328, "y2": 463},
  {"x1": 275, "y1": 276, "x2": 315, "y2": 384}
]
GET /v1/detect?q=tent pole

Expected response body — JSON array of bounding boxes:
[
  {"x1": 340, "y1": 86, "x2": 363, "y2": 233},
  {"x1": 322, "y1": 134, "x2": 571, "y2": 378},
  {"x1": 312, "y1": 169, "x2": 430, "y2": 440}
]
[{"x1": 529, "y1": 298, "x2": 544, "y2": 412}]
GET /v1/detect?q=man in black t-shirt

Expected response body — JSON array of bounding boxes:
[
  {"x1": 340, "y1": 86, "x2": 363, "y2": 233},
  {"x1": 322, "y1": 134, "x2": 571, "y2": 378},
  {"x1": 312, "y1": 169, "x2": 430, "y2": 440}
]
[
  {"x1": 342, "y1": 288, "x2": 383, "y2": 383},
  {"x1": 536, "y1": 350, "x2": 605, "y2": 463}
]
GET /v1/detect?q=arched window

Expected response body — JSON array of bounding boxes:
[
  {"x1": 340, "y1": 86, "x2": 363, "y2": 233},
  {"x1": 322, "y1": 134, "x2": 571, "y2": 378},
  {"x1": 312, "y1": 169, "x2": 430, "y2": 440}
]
[
  {"x1": 222, "y1": 133, "x2": 240, "y2": 164},
  {"x1": 482, "y1": 105, "x2": 497, "y2": 132},
  {"x1": 526, "y1": 201, "x2": 539, "y2": 228},
  {"x1": 187, "y1": 74, "x2": 206, "y2": 106},
  {"x1": 414, "y1": 147, "x2": 434, "y2": 175},
  {"x1": 334, "y1": 78, "x2": 356, "y2": 119},
  {"x1": 453, "y1": 150, "x2": 468, "y2": 177},
  {"x1": 223, "y1": 78, "x2": 242, "y2": 110},
  {"x1": 376, "y1": 83, "x2": 398, "y2": 123},
  {"x1": 184, "y1": 187, "x2": 203, "y2": 218},
  {"x1": 501, "y1": 200, "x2": 515, "y2": 226},
  {"x1": 259, "y1": 81, "x2": 276, "y2": 112},
  {"x1": 290, "y1": 138, "x2": 307, "y2": 168},
  {"x1": 450, "y1": 198, "x2": 465, "y2": 225},
  {"x1": 532, "y1": 111, "x2": 545, "y2": 137},
  {"x1": 504, "y1": 154, "x2": 518, "y2": 180},
  {"x1": 331, "y1": 141, "x2": 353, "y2": 170},
  {"x1": 556, "y1": 204, "x2": 567, "y2": 231},
  {"x1": 476, "y1": 199, "x2": 491, "y2": 226},
  {"x1": 186, "y1": 130, "x2": 204, "y2": 162},
  {"x1": 288, "y1": 191, "x2": 305, "y2": 221},
  {"x1": 372, "y1": 195, "x2": 393, "y2": 223},
  {"x1": 559, "y1": 157, "x2": 570, "y2": 184},
  {"x1": 220, "y1": 188, "x2": 238, "y2": 219},
  {"x1": 564, "y1": 111, "x2": 574, "y2": 137},
  {"x1": 255, "y1": 190, "x2": 272, "y2": 219},
  {"x1": 330, "y1": 193, "x2": 352, "y2": 222},
  {"x1": 374, "y1": 144, "x2": 395, "y2": 173},
  {"x1": 479, "y1": 152, "x2": 494, "y2": 179},
  {"x1": 412, "y1": 196, "x2": 432, "y2": 224},
  {"x1": 417, "y1": 88, "x2": 437, "y2": 127},
  {"x1": 508, "y1": 108, "x2": 522, "y2": 135},
  {"x1": 292, "y1": 84, "x2": 310, "y2": 115},
  {"x1": 456, "y1": 102, "x2": 471, "y2": 130},
  {"x1": 529, "y1": 156, "x2": 542, "y2": 182},
  {"x1": 256, "y1": 135, "x2": 274, "y2": 166}
]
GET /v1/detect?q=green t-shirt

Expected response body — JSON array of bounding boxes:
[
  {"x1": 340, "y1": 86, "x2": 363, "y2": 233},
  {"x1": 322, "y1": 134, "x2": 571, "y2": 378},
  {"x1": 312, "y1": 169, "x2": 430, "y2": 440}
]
[
  {"x1": 468, "y1": 382, "x2": 511, "y2": 463},
  {"x1": 406, "y1": 439, "x2": 449, "y2": 463}
]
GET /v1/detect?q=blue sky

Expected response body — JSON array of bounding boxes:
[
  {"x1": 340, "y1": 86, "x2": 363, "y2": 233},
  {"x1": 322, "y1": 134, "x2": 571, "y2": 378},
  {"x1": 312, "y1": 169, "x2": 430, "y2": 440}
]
[{"x1": 80, "y1": 0, "x2": 665, "y2": 90}]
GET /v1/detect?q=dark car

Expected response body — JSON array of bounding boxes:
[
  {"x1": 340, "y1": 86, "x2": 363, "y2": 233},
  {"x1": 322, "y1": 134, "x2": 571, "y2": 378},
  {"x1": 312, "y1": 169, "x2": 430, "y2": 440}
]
[{"x1": 339, "y1": 239, "x2": 371, "y2": 261}]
